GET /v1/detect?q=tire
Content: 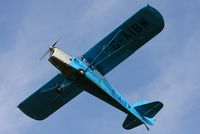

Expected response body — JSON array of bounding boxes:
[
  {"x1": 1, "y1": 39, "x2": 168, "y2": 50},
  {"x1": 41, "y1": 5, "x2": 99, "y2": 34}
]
[
  {"x1": 78, "y1": 69, "x2": 85, "y2": 75},
  {"x1": 56, "y1": 86, "x2": 63, "y2": 94}
]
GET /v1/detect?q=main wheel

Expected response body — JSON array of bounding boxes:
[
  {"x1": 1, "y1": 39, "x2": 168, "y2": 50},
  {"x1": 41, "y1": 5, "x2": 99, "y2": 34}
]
[
  {"x1": 56, "y1": 86, "x2": 63, "y2": 94},
  {"x1": 78, "y1": 69, "x2": 85, "y2": 75}
]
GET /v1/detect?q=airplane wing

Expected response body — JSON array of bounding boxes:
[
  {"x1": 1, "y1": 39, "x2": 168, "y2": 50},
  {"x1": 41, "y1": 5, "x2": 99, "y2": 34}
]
[
  {"x1": 18, "y1": 74, "x2": 83, "y2": 120},
  {"x1": 83, "y1": 5, "x2": 164, "y2": 75}
]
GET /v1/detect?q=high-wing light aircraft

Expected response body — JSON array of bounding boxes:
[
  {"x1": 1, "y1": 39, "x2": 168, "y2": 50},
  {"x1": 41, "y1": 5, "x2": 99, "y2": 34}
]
[{"x1": 18, "y1": 5, "x2": 164, "y2": 130}]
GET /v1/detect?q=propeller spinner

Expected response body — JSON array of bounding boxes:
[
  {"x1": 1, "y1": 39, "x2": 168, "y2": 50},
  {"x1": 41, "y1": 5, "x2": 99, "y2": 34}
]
[{"x1": 40, "y1": 40, "x2": 59, "y2": 61}]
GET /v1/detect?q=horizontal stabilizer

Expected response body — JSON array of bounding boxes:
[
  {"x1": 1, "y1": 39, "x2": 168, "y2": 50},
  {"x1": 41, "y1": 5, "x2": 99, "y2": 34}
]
[
  {"x1": 123, "y1": 114, "x2": 143, "y2": 130},
  {"x1": 134, "y1": 101, "x2": 163, "y2": 118},
  {"x1": 123, "y1": 101, "x2": 163, "y2": 130}
]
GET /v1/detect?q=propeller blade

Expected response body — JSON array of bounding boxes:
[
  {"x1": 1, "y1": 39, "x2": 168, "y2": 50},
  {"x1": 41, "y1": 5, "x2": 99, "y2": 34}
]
[
  {"x1": 39, "y1": 49, "x2": 51, "y2": 61},
  {"x1": 40, "y1": 38, "x2": 61, "y2": 61},
  {"x1": 52, "y1": 39, "x2": 59, "y2": 47},
  {"x1": 52, "y1": 36, "x2": 62, "y2": 47}
]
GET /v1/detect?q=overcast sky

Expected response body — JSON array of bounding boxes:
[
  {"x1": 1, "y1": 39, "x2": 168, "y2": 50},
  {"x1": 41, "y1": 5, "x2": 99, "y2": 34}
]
[{"x1": 0, "y1": 0, "x2": 200, "y2": 134}]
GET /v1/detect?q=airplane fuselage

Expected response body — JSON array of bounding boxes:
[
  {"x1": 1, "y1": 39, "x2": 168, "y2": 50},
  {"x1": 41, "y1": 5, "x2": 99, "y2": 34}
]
[
  {"x1": 69, "y1": 57, "x2": 147, "y2": 124},
  {"x1": 71, "y1": 57, "x2": 132, "y2": 110},
  {"x1": 49, "y1": 48, "x2": 132, "y2": 111},
  {"x1": 48, "y1": 48, "x2": 145, "y2": 123}
]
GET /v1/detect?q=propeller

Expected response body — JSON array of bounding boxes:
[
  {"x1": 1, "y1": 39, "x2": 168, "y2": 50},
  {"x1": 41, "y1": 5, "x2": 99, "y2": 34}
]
[{"x1": 39, "y1": 39, "x2": 59, "y2": 61}]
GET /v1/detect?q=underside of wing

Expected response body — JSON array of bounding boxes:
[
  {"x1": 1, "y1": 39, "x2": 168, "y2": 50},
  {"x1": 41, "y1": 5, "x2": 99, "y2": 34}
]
[
  {"x1": 18, "y1": 74, "x2": 83, "y2": 120},
  {"x1": 83, "y1": 5, "x2": 164, "y2": 75}
]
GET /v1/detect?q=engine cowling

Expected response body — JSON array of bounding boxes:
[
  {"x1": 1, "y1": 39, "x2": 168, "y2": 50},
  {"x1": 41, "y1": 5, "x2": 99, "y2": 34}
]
[{"x1": 48, "y1": 47, "x2": 73, "y2": 76}]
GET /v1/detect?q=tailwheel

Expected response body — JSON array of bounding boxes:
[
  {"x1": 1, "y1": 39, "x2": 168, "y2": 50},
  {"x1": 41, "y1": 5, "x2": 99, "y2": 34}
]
[
  {"x1": 55, "y1": 86, "x2": 63, "y2": 94},
  {"x1": 78, "y1": 69, "x2": 85, "y2": 75}
]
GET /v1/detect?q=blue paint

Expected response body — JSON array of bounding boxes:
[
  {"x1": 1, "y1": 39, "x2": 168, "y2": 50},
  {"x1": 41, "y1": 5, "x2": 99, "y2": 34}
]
[{"x1": 18, "y1": 5, "x2": 164, "y2": 130}]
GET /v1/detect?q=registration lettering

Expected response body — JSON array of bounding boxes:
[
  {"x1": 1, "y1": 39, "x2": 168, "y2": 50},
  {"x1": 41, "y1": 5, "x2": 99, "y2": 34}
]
[{"x1": 110, "y1": 17, "x2": 149, "y2": 50}]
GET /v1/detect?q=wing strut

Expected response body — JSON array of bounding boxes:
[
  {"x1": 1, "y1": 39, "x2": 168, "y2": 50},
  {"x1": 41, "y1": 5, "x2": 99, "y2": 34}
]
[
  {"x1": 40, "y1": 73, "x2": 66, "y2": 94},
  {"x1": 40, "y1": 74, "x2": 74, "y2": 95},
  {"x1": 85, "y1": 30, "x2": 122, "y2": 72},
  {"x1": 53, "y1": 80, "x2": 75, "y2": 101},
  {"x1": 91, "y1": 39, "x2": 133, "y2": 69}
]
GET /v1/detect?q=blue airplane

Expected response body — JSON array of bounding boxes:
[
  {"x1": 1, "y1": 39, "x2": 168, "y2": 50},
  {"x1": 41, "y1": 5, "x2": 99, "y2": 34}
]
[{"x1": 18, "y1": 5, "x2": 164, "y2": 130}]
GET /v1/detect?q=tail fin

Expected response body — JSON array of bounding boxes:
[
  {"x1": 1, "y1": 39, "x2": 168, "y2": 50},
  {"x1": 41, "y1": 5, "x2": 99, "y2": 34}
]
[{"x1": 123, "y1": 101, "x2": 163, "y2": 130}]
